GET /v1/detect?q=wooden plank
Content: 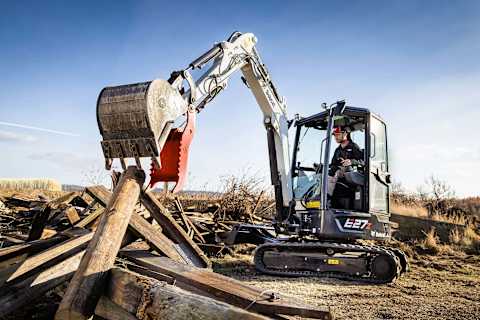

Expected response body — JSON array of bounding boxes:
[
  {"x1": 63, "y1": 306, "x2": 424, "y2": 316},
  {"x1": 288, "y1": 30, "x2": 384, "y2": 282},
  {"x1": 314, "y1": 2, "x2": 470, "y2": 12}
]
[
  {"x1": 0, "y1": 234, "x2": 137, "y2": 318},
  {"x1": 0, "y1": 234, "x2": 70, "y2": 265},
  {"x1": 85, "y1": 185, "x2": 187, "y2": 263},
  {"x1": 65, "y1": 207, "x2": 81, "y2": 225},
  {"x1": 0, "y1": 235, "x2": 25, "y2": 244},
  {"x1": 0, "y1": 232, "x2": 93, "y2": 286},
  {"x1": 140, "y1": 192, "x2": 210, "y2": 268},
  {"x1": 187, "y1": 217, "x2": 206, "y2": 244},
  {"x1": 104, "y1": 267, "x2": 268, "y2": 320},
  {"x1": 0, "y1": 251, "x2": 84, "y2": 318},
  {"x1": 174, "y1": 198, "x2": 191, "y2": 233},
  {"x1": 47, "y1": 192, "x2": 78, "y2": 209},
  {"x1": 85, "y1": 185, "x2": 111, "y2": 207},
  {"x1": 120, "y1": 250, "x2": 332, "y2": 320},
  {"x1": 56, "y1": 167, "x2": 145, "y2": 320},
  {"x1": 128, "y1": 213, "x2": 185, "y2": 263},
  {"x1": 40, "y1": 228, "x2": 57, "y2": 239},
  {"x1": 74, "y1": 207, "x2": 105, "y2": 229},
  {"x1": 27, "y1": 205, "x2": 51, "y2": 241}
]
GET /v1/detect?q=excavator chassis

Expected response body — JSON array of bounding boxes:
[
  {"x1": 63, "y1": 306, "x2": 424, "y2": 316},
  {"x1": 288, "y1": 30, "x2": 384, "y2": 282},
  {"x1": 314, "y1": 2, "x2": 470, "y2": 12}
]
[
  {"x1": 229, "y1": 207, "x2": 409, "y2": 283},
  {"x1": 254, "y1": 242, "x2": 407, "y2": 284}
]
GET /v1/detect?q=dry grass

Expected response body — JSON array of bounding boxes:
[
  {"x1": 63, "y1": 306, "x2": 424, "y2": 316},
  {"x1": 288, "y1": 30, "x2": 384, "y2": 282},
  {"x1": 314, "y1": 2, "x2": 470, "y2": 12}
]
[
  {"x1": 421, "y1": 224, "x2": 480, "y2": 255},
  {"x1": 392, "y1": 201, "x2": 471, "y2": 226},
  {"x1": 421, "y1": 228, "x2": 441, "y2": 253},
  {"x1": 459, "y1": 225, "x2": 480, "y2": 254},
  {"x1": 449, "y1": 228, "x2": 462, "y2": 245},
  {"x1": 0, "y1": 178, "x2": 61, "y2": 191},
  {"x1": 419, "y1": 228, "x2": 455, "y2": 255},
  {"x1": 430, "y1": 213, "x2": 468, "y2": 225},
  {"x1": 391, "y1": 202, "x2": 429, "y2": 218}
]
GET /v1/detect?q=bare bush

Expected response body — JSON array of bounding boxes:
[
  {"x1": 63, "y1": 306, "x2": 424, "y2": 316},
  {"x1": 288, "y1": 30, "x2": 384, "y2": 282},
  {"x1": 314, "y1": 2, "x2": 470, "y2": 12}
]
[
  {"x1": 81, "y1": 165, "x2": 111, "y2": 188},
  {"x1": 421, "y1": 175, "x2": 456, "y2": 217},
  {"x1": 216, "y1": 173, "x2": 275, "y2": 221}
]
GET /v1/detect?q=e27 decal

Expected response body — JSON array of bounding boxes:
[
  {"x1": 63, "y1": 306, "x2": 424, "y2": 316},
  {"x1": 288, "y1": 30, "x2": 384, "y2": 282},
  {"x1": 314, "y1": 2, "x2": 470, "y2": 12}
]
[{"x1": 343, "y1": 218, "x2": 369, "y2": 230}]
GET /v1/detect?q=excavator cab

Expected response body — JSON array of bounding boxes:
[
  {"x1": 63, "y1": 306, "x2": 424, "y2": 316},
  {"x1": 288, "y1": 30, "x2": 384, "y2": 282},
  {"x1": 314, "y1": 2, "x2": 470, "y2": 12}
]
[
  {"x1": 252, "y1": 103, "x2": 406, "y2": 283},
  {"x1": 289, "y1": 102, "x2": 392, "y2": 241}
]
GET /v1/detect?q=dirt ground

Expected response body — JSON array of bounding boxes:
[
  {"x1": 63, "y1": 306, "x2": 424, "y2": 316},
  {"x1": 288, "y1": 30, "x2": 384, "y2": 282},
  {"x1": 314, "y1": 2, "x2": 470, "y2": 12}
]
[{"x1": 212, "y1": 252, "x2": 480, "y2": 320}]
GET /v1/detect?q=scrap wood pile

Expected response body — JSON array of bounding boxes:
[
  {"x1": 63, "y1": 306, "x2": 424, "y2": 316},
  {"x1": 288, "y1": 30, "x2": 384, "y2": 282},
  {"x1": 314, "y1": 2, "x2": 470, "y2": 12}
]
[
  {"x1": 159, "y1": 175, "x2": 276, "y2": 253},
  {"x1": 0, "y1": 167, "x2": 333, "y2": 320},
  {"x1": 0, "y1": 190, "x2": 92, "y2": 245}
]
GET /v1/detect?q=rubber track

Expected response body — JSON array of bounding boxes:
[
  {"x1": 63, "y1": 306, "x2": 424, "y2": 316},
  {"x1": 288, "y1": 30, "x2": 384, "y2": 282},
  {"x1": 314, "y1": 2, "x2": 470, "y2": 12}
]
[{"x1": 254, "y1": 242, "x2": 403, "y2": 284}]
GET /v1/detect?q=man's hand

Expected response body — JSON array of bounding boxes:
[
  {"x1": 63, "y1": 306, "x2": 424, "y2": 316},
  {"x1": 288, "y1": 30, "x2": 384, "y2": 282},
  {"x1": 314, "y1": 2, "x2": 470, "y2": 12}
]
[{"x1": 340, "y1": 158, "x2": 352, "y2": 167}]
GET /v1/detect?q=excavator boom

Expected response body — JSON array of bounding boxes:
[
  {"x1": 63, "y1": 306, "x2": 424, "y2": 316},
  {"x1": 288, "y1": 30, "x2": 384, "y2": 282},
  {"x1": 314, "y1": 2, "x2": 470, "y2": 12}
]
[{"x1": 97, "y1": 32, "x2": 292, "y2": 208}]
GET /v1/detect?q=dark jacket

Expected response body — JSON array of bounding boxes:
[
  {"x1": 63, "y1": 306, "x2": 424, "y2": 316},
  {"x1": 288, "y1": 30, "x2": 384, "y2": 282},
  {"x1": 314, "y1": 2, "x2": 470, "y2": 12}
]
[{"x1": 329, "y1": 140, "x2": 364, "y2": 176}]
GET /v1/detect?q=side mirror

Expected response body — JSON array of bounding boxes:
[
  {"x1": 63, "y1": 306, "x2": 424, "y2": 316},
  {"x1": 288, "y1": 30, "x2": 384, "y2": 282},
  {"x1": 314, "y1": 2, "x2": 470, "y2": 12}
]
[{"x1": 385, "y1": 173, "x2": 392, "y2": 184}]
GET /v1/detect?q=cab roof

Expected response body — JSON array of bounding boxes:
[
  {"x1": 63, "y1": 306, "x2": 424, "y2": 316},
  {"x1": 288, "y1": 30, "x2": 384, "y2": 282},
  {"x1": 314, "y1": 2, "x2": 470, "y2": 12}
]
[{"x1": 295, "y1": 106, "x2": 385, "y2": 127}]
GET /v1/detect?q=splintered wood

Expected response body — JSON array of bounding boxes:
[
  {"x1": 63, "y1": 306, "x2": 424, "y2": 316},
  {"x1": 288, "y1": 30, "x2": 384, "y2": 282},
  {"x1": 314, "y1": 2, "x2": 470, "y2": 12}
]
[{"x1": 0, "y1": 170, "x2": 333, "y2": 320}]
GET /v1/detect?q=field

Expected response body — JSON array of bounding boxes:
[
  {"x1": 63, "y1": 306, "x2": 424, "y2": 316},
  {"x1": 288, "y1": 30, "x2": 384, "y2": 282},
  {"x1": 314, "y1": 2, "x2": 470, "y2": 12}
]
[{"x1": 213, "y1": 248, "x2": 480, "y2": 320}]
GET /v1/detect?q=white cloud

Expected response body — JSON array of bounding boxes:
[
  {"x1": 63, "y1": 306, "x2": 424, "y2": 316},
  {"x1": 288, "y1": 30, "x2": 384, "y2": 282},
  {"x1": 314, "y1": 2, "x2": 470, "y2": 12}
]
[
  {"x1": 28, "y1": 152, "x2": 97, "y2": 171},
  {"x1": 0, "y1": 130, "x2": 37, "y2": 143}
]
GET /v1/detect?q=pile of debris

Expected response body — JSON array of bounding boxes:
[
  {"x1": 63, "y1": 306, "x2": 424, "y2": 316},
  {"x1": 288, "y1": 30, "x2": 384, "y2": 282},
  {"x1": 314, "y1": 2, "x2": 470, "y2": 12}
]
[
  {"x1": 155, "y1": 176, "x2": 276, "y2": 256},
  {"x1": 0, "y1": 167, "x2": 333, "y2": 320},
  {"x1": 0, "y1": 191, "x2": 91, "y2": 245},
  {"x1": 161, "y1": 194, "x2": 273, "y2": 256}
]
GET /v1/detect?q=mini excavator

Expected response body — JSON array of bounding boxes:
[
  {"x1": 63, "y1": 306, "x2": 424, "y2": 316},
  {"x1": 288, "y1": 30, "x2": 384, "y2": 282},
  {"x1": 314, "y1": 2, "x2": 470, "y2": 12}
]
[{"x1": 96, "y1": 31, "x2": 408, "y2": 283}]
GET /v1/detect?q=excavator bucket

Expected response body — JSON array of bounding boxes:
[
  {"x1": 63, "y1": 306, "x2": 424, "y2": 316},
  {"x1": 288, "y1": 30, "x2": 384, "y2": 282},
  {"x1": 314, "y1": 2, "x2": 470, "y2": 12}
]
[
  {"x1": 97, "y1": 79, "x2": 193, "y2": 192},
  {"x1": 149, "y1": 108, "x2": 195, "y2": 192}
]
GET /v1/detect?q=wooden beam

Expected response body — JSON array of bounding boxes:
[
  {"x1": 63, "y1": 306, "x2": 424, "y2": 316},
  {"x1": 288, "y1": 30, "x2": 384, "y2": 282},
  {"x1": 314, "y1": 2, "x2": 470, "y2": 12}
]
[
  {"x1": 0, "y1": 237, "x2": 61, "y2": 264},
  {"x1": 85, "y1": 185, "x2": 193, "y2": 264},
  {"x1": 0, "y1": 231, "x2": 79, "y2": 268},
  {"x1": 0, "y1": 234, "x2": 138, "y2": 318},
  {"x1": 74, "y1": 207, "x2": 105, "y2": 229},
  {"x1": 27, "y1": 205, "x2": 51, "y2": 241},
  {"x1": 128, "y1": 213, "x2": 185, "y2": 263},
  {"x1": 104, "y1": 268, "x2": 268, "y2": 320},
  {"x1": 120, "y1": 250, "x2": 333, "y2": 320},
  {"x1": 140, "y1": 191, "x2": 210, "y2": 268},
  {"x1": 85, "y1": 185, "x2": 111, "y2": 207},
  {"x1": 0, "y1": 250, "x2": 84, "y2": 318},
  {"x1": 56, "y1": 166, "x2": 145, "y2": 320},
  {"x1": 0, "y1": 232, "x2": 93, "y2": 286},
  {"x1": 65, "y1": 207, "x2": 81, "y2": 225}
]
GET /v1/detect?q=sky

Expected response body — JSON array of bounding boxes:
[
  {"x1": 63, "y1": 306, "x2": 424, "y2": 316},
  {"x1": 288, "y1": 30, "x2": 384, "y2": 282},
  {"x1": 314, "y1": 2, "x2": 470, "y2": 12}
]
[{"x1": 0, "y1": 1, "x2": 479, "y2": 196}]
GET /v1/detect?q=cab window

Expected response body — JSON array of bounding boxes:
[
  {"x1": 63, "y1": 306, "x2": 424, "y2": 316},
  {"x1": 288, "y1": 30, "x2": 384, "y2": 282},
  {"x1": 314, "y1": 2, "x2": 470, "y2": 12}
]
[{"x1": 369, "y1": 117, "x2": 388, "y2": 212}]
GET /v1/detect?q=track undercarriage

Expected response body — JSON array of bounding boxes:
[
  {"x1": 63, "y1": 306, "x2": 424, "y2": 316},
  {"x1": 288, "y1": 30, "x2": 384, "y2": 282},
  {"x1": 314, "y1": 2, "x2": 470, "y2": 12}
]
[{"x1": 254, "y1": 241, "x2": 408, "y2": 284}]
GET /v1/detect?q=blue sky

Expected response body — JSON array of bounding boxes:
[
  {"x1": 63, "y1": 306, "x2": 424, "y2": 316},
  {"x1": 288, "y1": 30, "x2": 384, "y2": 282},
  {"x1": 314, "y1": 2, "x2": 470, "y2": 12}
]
[{"x1": 0, "y1": 1, "x2": 479, "y2": 196}]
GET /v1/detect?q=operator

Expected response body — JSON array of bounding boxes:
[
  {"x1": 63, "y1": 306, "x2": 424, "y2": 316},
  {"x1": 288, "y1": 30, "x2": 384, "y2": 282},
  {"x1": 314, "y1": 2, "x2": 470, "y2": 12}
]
[{"x1": 327, "y1": 126, "x2": 364, "y2": 197}]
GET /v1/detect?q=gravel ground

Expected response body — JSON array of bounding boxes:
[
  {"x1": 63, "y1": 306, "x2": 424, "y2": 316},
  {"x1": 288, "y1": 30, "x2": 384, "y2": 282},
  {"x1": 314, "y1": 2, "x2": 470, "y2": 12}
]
[{"x1": 212, "y1": 252, "x2": 480, "y2": 320}]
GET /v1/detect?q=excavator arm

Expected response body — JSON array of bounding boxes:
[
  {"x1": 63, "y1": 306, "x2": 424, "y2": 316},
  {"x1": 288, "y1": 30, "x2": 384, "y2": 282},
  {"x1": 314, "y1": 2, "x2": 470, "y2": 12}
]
[{"x1": 97, "y1": 31, "x2": 292, "y2": 210}]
